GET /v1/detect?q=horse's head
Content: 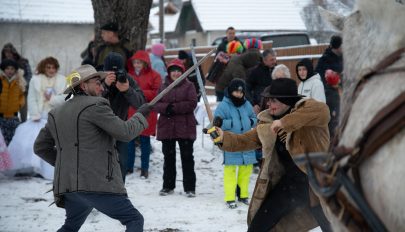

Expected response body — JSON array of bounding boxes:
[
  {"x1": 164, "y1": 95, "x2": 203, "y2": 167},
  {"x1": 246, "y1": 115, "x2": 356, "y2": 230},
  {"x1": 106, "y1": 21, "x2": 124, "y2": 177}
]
[{"x1": 320, "y1": 0, "x2": 405, "y2": 112}]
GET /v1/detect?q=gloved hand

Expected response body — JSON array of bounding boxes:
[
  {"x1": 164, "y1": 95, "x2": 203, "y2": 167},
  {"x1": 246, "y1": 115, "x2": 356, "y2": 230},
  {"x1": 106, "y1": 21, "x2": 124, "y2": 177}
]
[
  {"x1": 165, "y1": 103, "x2": 174, "y2": 116},
  {"x1": 137, "y1": 103, "x2": 153, "y2": 118},
  {"x1": 213, "y1": 116, "x2": 223, "y2": 127}
]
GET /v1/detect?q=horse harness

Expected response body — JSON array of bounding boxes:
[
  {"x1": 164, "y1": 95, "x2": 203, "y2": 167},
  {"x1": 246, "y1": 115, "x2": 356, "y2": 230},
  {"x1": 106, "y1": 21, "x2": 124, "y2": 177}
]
[{"x1": 305, "y1": 48, "x2": 405, "y2": 232}]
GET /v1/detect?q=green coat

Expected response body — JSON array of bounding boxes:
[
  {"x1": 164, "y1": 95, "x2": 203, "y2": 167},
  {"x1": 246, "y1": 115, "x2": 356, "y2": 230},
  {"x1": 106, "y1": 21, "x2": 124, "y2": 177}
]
[
  {"x1": 221, "y1": 99, "x2": 330, "y2": 231},
  {"x1": 34, "y1": 95, "x2": 148, "y2": 207}
]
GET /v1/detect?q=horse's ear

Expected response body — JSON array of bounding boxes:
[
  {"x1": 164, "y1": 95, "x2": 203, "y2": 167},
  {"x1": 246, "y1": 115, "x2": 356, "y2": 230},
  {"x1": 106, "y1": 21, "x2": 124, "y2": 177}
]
[{"x1": 318, "y1": 6, "x2": 345, "y2": 31}]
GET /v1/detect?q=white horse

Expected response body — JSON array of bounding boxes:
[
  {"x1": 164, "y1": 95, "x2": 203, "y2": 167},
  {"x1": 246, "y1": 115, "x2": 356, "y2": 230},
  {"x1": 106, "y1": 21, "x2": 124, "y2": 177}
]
[{"x1": 316, "y1": 0, "x2": 405, "y2": 231}]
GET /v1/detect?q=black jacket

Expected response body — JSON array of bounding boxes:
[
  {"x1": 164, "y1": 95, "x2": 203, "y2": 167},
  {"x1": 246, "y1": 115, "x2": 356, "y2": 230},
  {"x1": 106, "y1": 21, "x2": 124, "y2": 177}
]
[
  {"x1": 102, "y1": 75, "x2": 145, "y2": 120},
  {"x1": 217, "y1": 37, "x2": 244, "y2": 54},
  {"x1": 315, "y1": 47, "x2": 343, "y2": 90},
  {"x1": 246, "y1": 62, "x2": 275, "y2": 105}
]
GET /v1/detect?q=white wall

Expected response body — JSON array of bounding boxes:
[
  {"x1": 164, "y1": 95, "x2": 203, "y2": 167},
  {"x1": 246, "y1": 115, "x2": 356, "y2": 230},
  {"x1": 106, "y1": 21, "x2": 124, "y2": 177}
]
[{"x1": 0, "y1": 23, "x2": 94, "y2": 76}]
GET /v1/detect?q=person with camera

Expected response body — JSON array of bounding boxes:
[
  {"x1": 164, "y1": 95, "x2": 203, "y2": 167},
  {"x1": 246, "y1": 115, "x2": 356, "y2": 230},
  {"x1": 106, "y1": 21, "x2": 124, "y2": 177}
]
[
  {"x1": 127, "y1": 50, "x2": 162, "y2": 179},
  {"x1": 102, "y1": 52, "x2": 145, "y2": 182}
]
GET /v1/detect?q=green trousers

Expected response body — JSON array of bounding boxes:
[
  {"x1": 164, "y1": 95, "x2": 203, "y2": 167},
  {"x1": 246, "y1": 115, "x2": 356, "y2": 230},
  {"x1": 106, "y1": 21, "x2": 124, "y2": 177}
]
[{"x1": 223, "y1": 164, "x2": 253, "y2": 202}]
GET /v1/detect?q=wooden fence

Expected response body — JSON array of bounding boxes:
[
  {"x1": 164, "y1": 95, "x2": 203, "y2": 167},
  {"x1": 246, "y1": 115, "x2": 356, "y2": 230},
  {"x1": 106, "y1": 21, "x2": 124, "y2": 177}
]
[{"x1": 164, "y1": 42, "x2": 329, "y2": 95}]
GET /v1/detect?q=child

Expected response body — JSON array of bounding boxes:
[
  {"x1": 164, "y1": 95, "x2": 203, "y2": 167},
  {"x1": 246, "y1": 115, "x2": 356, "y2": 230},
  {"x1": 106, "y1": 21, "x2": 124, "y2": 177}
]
[{"x1": 213, "y1": 78, "x2": 257, "y2": 209}]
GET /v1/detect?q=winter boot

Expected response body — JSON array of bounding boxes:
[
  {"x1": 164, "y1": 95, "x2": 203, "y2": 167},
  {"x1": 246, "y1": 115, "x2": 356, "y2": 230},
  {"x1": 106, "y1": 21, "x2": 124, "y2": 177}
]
[
  {"x1": 238, "y1": 198, "x2": 249, "y2": 205},
  {"x1": 140, "y1": 169, "x2": 148, "y2": 179},
  {"x1": 159, "y1": 188, "x2": 174, "y2": 196},
  {"x1": 226, "y1": 201, "x2": 238, "y2": 209},
  {"x1": 185, "y1": 191, "x2": 196, "y2": 198}
]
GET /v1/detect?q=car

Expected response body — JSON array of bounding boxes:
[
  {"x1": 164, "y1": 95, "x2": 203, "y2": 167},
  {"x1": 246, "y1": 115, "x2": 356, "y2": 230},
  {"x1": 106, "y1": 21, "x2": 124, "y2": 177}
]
[{"x1": 211, "y1": 32, "x2": 312, "y2": 48}]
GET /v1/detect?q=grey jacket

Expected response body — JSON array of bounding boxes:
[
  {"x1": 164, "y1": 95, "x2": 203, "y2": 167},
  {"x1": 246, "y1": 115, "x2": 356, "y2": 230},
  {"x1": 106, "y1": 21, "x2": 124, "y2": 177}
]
[{"x1": 34, "y1": 95, "x2": 148, "y2": 207}]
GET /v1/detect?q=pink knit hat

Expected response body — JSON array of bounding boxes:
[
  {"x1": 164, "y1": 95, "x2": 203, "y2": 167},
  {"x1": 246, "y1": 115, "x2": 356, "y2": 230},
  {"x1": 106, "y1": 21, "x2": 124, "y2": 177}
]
[{"x1": 151, "y1": 43, "x2": 165, "y2": 56}]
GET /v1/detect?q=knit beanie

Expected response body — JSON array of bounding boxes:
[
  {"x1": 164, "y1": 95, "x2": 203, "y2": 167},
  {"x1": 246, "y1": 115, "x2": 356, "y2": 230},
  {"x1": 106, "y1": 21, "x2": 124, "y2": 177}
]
[
  {"x1": 0, "y1": 59, "x2": 19, "y2": 71},
  {"x1": 330, "y1": 35, "x2": 342, "y2": 49},
  {"x1": 226, "y1": 40, "x2": 244, "y2": 54},
  {"x1": 178, "y1": 50, "x2": 189, "y2": 60},
  {"x1": 244, "y1": 38, "x2": 262, "y2": 50},
  {"x1": 103, "y1": 52, "x2": 124, "y2": 71},
  {"x1": 227, "y1": 78, "x2": 246, "y2": 96},
  {"x1": 151, "y1": 43, "x2": 165, "y2": 57}
]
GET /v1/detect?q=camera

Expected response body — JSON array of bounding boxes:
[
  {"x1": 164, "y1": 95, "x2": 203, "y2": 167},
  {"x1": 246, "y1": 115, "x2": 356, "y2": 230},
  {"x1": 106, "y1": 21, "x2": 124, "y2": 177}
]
[{"x1": 112, "y1": 67, "x2": 127, "y2": 83}]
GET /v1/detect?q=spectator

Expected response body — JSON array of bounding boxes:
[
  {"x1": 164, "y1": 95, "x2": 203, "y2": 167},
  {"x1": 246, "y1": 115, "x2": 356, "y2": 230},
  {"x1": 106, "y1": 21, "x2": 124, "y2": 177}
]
[
  {"x1": 149, "y1": 43, "x2": 167, "y2": 83},
  {"x1": 296, "y1": 58, "x2": 326, "y2": 103},
  {"x1": 102, "y1": 52, "x2": 145, "y2": 182},
  {"x1": 217, "y1": 26, "x2": 244, "y2": 54},
  {"x1": 0, "y1": 59, "x2": 26, "y2": 145},
  {"x1": 246, "y1": 49, "x2": 277, "y2": 114},
  {"x1": 315, "y1": 35, "x2": 343, "y2": 140},
  {"x1": 154, "y1": 59, "x2": 198, "y2": 198},
  {"x1": 213, "y1": 78, "x2": 332, "y2": 232},
  {"x1": 81, "y1": 40, "x2": 96, "y2": 66},
  {"x1": 127, "y1": 50, "x2": 162, "y2": 179},
  {"x1": 1, "y1": 43, "x2": 32, "y2": 122},
  {"x1": 178, "y1": 50, "x2": 205, "y2": 101},
  {"x1": 94, "y1": 22, "x2": 132, "y2": 71},
  {"x1": 271, "y1": 64, "x2": 291, "y2": 79},
  {"x1": 8, "y1": 57, "x2": 66, "y2": 179},
  {"x1": 213, "y1": 78, "x2": 257, "y2": 209},
  {"x1": 34, "y1": 64, "x2": 151, "y2": 232},
  {"x1": 215, "y1": 39, "x2": 262, "y2": 101}
]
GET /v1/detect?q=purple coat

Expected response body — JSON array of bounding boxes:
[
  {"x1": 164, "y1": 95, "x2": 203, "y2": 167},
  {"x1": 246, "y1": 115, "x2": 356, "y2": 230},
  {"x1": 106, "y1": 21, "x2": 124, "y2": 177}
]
[{"x1": 154, "y1": 76, "x2": 198, "y2": 140}]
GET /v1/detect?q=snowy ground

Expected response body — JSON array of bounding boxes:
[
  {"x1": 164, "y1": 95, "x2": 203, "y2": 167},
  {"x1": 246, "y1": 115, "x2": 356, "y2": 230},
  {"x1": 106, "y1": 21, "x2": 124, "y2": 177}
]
[{"x1": 0, "y1": 101, "x2": 322, "y2": 232}]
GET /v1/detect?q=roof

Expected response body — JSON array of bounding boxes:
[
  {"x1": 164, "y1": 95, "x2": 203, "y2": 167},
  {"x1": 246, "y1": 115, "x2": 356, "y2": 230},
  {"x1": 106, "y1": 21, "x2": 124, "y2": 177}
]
[
  {"x1": 0, "y1": 0, "x2": 94, "y2": 24},
  {"x1": 190, "y1": 0, "x2": 306, "y2": 31},
  {"x1": 149, "y1": 3, "x2": 180, "y2": 34}
]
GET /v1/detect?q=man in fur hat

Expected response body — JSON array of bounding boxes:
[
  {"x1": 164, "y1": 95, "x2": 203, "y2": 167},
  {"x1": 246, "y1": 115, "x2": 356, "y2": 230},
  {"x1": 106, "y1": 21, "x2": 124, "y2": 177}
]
[
  {"x1": 213, "y1": 78, "x2": 332, "y2": 232},
  {"x1": 34, "y1": 65, "x2": 152, "y2": 232}
]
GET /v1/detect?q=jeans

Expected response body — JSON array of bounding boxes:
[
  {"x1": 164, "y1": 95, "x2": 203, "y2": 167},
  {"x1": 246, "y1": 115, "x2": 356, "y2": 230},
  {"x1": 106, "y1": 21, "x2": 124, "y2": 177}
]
[
  {"x1": 57, "y1": 192, "x2": 143, "y2": 232},
  {"x1": 127, "y1": 136, "x2": 151, "y2": 171}
]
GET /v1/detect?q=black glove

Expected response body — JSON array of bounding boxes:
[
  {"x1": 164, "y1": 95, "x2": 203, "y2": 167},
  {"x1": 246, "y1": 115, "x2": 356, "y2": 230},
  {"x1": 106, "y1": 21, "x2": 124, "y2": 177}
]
[
  {"x1": 165, "y1": 103, "x2": 174, "y2": 116},
  {"x1": 137, "y1": 103, "x2": 152, "y2": 118},
  {"x1": 213, "y1": 116, "x2": 223, "y2": 127}
]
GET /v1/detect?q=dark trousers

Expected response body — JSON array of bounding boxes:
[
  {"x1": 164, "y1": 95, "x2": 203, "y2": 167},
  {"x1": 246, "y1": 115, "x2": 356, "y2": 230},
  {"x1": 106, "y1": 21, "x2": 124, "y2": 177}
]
[
  {"x1": 215, "y1": 91, "x2": 224, "y2": 102},
  {"x1": 57, "y1": 192, "x2": 143, "y2": 232},
  {"x1": 116, "y1": 140, "x2": 128, "y2": 183},
  {"x1": 127, "y1": 136, "x2": 151, "y2": 171},
  {"x1": 248, "y1": 173, "x2": 310, "y2": 232},
  {"x1": 161, "y1": 139, "x2": 196, "y2": 192}
]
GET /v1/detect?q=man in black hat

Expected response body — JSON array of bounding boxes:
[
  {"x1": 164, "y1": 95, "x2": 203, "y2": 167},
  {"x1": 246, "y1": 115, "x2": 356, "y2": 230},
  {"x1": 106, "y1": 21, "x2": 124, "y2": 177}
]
[
  {"x1": 94, "y1": 22, "x2": 132, "y2": 70},
  {"x1": 212, "y1": 78, "x2": 332, "y2": 232}
]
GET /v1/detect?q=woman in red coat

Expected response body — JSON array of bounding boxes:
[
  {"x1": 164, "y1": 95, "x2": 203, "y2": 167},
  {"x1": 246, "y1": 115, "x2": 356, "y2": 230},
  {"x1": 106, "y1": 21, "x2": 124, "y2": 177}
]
[{"x1": 127, "y1": 50, "x2": 162, "y2": 178}]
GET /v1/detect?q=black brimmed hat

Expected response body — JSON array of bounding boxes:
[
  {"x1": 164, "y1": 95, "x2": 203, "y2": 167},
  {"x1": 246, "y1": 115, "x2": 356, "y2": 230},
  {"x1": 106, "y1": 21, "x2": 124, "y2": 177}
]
[{"x1": 261, "y1": 78, "x2": 304, "y2": 107}]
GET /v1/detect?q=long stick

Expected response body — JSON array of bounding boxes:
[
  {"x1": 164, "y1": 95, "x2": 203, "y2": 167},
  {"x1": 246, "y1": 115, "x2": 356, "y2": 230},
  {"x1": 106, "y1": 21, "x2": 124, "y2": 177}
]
[
  {"x1": 190, "y1": 44, "x2": 214, "y2": 122},
  {"x1": 149, "y1": 48, "x2": 216, "y2": 106}
]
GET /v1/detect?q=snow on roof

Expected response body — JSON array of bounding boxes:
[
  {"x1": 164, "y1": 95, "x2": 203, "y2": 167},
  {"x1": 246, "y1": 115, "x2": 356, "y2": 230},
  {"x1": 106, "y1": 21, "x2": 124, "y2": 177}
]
[
  {"x1": 149, "y1": 3, "x2": 180, "y2": 34},
  {"x1": 190, "y1": 0, "x2": 306, "y2": 31},
  {"x1": 0, "y1": 0, "x2": 94, "y2": 24}
]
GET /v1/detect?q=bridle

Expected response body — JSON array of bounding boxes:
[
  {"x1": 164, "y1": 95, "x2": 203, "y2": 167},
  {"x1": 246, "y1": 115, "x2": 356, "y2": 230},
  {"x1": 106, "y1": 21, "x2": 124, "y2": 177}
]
[{"x1": 295, "y1": 48, "x2": 405, "y2": 232}]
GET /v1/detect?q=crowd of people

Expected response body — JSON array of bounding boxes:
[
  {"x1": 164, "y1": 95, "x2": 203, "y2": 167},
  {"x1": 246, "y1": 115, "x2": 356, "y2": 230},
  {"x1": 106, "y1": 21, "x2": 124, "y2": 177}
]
[{"x1": 0, "y1": 22, "x2": 344, "y2": 232}]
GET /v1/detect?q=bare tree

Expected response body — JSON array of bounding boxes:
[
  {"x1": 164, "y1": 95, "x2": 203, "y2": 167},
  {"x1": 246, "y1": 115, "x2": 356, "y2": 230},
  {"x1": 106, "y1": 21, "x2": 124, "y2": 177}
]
[{"x1": 91, "y1": 0, "x2": 153, "y2": 51}]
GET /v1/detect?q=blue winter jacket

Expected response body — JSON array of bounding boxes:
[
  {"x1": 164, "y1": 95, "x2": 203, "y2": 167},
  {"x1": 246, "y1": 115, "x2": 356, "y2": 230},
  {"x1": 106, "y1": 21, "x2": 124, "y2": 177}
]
[{"x1": 214, "y1": 95, "x2": 257, "y2": 165}]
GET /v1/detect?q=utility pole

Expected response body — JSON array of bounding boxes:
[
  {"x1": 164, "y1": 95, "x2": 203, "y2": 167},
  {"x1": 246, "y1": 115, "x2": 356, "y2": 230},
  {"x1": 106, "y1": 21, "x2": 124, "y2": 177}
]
[{"x1": 159, "y1": 0, "x2": 165, "y2": 43}]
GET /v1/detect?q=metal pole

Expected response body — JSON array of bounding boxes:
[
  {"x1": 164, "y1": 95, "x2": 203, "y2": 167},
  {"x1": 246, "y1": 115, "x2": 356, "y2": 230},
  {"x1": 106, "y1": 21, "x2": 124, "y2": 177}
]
[
  {"x1": 159, "y1": 0, "x2": 165, "y2": 43},
  {"x1": 149, "y1": 48, "x2": 216, "y2": 106},
  {"x1": 190, "y1": 44, "x2": 214, "y2": 122}
]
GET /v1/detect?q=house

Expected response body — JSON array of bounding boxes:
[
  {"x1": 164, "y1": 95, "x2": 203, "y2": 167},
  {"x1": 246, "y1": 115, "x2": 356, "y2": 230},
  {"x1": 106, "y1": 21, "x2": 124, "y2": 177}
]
[
  {"x1": 0, "y1": 0, "x2": 94, "y2": 75},
  {"x1": 148, "y1": 0, "x2": 308, "y2": 48}
]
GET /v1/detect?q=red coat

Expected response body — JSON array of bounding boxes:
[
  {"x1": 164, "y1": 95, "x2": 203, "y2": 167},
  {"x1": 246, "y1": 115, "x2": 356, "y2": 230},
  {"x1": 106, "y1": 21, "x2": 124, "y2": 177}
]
[{"x1": 128, "y1": 51, "x2": 162, "y2": 136}]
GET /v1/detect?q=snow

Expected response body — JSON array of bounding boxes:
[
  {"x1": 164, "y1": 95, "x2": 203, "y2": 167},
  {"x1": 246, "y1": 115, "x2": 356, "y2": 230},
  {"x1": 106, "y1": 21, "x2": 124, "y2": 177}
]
[{"x1": 0, "y1": 96, "x2": 322, "y2": 232}]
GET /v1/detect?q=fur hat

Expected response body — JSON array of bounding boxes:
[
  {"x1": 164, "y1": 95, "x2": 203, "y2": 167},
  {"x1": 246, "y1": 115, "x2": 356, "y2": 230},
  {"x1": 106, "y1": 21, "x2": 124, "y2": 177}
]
[
  {"x1": 226, "y1": 41, "x2": 244, "y2": 54},
  {"x1": 64, "y1": 65, "x2": 107, "y2": 94},
  {"x1": 227, "y1": 78, "x2": 246, "y2": 95},
  {"x1": 261, "y1": 78, "x2": 304, "y2": 107},
  {"x1": 244, "y1": 38, "x2": 262, "y2": 50},
  {"x1": 0, "y1": 59, "x2": 19, "y2": 71},
  {"x1": 330, "y1": 35, "x2": 342, "y2": 49},
  {"x1": 151, "y1": 43, "x2": 165, "y2": 57},
  {"x1": 100, "y1": 22, "x2": 119, "y2": 32},
  {"x1": 103, "y1": 52, "x2": 124, "y2": 71},
  {"x1": 167, "y1": 59, "x2": 185, "y2": 73},
  {"x1": 178, "y1": 50, "x2": 189, "y2": 60}
]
